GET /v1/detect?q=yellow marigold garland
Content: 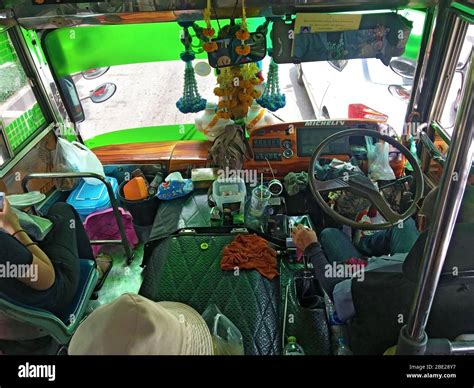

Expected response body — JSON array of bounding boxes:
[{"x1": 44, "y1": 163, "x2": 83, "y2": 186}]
[{"x1": 214, "y1": 63, "x2": 262, "y2": 120}]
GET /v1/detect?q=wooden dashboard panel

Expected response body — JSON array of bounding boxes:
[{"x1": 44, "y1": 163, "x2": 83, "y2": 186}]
[
  {"x1": 92, "y1": 140, "x2": 212, "y2": 171},
  {"x1": 92, "y1": 120, "x2": 384, "y2": 179},
  {"x1": 244, "y1": 119, "x2": 380, "y2": 179}
]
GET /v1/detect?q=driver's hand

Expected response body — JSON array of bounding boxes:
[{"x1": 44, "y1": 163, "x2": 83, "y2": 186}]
[{"x1": 292, "y1": 224, "x2": 318, "y2": 251}]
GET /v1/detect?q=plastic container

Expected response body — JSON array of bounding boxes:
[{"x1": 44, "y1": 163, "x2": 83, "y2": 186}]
[
  {"x1": 212, "y1": 177, "x2": 246, "y2": 214},
  {"x1": 249, "y1": 185, "x2": 271, "y2": 217},
  {"x1": 123, "y1": 177, "x2": 148, "y2": 201},
  {"x1": 118, "y1": 181, "x2": 160, "y2": 226},
  {"x1": 66, "y1": 176, "x2": 118, "y2": 220},
  {"x1": 283, "y1": 336, "x2": 305, "y2": 355}
]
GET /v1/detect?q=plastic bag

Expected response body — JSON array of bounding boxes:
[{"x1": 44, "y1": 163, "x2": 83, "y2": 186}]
[
  {"x1": 54, "y1": 137, "x2": 80, "y2": 191},
  {"x1": 54, "y1": 138, "x2": 105, "y2": 187},
  {"x1": 157, "y1": 172, "x2": 194, "y2": 200},
  {"x1": 201, "y1": 304, "x2": 244, "y2": 355},
  {"x1": 365, "y1": 137, "x2": 396, "y2": 181}
]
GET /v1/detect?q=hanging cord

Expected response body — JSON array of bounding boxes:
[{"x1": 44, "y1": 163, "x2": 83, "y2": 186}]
[
  {"x1": 211, "y1": 0, "x2": 221, "y2": 32},
  {"x1": 241, "y1": 0, "x2": 247, "y2": 30},
  {"x1": 265, "y1": 157, "x2": 277, "y2": 181},
  {"x1": 231, "y1": 0, "x2": 239, "y2": 20}
]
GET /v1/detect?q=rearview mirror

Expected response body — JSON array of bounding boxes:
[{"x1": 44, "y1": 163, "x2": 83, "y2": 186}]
[
  {"x1": 389, "y1": 57, "x2": 416, "y2": 80},
  {"x1": 88, "y1": 83, "x2": 117, "y2": 104},
  {"x1": 82, "y1": 67, "x2": 110, "y2": 80}
]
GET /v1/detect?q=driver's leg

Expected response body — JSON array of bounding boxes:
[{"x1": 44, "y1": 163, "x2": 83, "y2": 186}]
[
  {"x1": 356, "y1": 218, "x2": 419, "y2": 257},
  {"x1": 320, "y1": 228, "x2": 363, "y2": 263},
  {"x1": 387, "y1": 218, "x2": 419, "y2": 255}
]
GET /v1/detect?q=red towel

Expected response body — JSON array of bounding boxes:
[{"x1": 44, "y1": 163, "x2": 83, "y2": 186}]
[{"x1": 221, "y1": 234, "x2": 279, "y2": 280}]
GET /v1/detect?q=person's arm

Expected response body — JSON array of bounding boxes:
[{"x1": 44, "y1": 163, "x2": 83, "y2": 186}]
[
  {"x1": 0, "y1": 198, "x2": 55, "y2": 290},
  {"x1": 292, "y1": 225, "x2": 345, "y2": 297}
]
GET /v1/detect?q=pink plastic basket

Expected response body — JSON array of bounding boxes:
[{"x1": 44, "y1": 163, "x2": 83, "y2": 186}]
[{"x1": 83, "y1": 207, "x2": 139, "y2": 256}]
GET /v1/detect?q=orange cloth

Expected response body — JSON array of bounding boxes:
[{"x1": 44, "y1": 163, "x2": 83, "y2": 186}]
[{"x1": 221, "y1": 234, "x2": 279, "y2": 280}]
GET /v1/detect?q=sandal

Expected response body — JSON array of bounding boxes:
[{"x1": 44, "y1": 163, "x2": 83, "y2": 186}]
[{"x1": 94, "y1": 254, "x2": 113, "y2": 291}]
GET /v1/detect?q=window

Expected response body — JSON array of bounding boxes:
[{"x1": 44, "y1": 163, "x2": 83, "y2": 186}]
[
  {"x1": 439, "y1": 24, "x2": 473, "y2": 139},
  {"x1": 0, "y1": 29, "x2": 47, "y2": 156}
]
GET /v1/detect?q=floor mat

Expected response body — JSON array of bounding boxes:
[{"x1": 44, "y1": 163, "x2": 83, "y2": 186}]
[
  {"x1": 149, "y1": 190, "x2": 211, "y2": 241},
  {"x1": 139, "y1": 234, "x2": 281, "y2": 355},
  {"x1": 96, "y1": 245, "x2": 144, "y2": 306}
]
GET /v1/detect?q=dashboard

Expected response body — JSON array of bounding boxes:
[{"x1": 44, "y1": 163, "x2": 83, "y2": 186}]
[{"x1": 244, "y1": 119, "x2": 381, "y2": 178}]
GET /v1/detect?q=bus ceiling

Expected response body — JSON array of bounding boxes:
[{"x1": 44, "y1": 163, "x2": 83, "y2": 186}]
[{"x1": 1, "y1": 0, "x2": 442, "y2": 30}]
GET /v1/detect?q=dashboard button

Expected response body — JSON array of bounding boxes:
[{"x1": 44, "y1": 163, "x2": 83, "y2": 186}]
[
  {"x1": 282, "y1": 149, "x2": 294, "y2": 159},
  {"x1": 282, "y1": 139, "x2": 292, "y2": 149}
]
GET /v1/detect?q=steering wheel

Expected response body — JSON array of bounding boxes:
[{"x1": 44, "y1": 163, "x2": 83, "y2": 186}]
[{"x1": 309, "y1": 129, "x2": 424, "y2": 230}]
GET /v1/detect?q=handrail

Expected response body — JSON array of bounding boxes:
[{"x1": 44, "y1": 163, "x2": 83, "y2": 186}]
[
  {"x1": 397, "y1": 43, "x2": 473, "y2": 355},
  {"x1": 22, "y1": 172, "x2": 134, "y2": 264}
]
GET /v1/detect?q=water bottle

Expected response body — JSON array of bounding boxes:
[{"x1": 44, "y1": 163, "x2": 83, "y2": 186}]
[
  {"x1": 283, "y1": 336, "x2": 305, "y2": 355},
  {"x1": 335, "y1": 337, "x2": 353, "y2": 356},
  {"x1": 325, "y1": 295, "x2": 353, "y2": 355}
]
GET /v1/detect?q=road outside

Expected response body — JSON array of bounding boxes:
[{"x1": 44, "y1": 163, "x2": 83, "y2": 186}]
[{"x1": 73, "y1": 57, "x2": 316, "y2": 141}]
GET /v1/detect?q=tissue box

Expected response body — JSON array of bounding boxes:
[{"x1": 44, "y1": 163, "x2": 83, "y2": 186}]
[{"x1": 191, "y1": 168, "x2": 219, "y2": 189}]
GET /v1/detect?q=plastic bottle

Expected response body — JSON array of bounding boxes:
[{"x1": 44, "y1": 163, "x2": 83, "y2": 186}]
[
  {"x1": 335, "y1": 337, "x2": 353, "y2": 356},
  {"x1": 325, "y1": 295, "x2": 353, "y2": 355},
  {"x1": 147, "y1": 172, "x2": 164, "y2": 196},
  {"x1": 283, "y1": 336, "x2": 305, "y2": 355},
  {"x1": 406, "y1": 135, "x2": 421, "y2": 172}
]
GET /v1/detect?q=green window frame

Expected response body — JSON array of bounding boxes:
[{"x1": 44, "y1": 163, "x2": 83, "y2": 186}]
[{"x1": 0, "y1": 27, "x2": 50, "y2": 168}]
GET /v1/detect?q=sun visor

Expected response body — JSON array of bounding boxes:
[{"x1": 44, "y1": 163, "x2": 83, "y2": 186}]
[{"x1": 271, "y1": 13, "x2": 413, "y2": 66}]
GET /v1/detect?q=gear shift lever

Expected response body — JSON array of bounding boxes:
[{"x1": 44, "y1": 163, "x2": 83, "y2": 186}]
[{"x1": 294, "y1": 253, "x2": 324, "y2": 309}]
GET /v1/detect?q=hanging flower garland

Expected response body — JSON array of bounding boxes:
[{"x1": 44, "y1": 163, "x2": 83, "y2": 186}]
[
  {"x1": 214, "y1": 62, "x2": 262, "y2": 120},
  {"x1": 202, "y1": 0, "x2": 218, "y2": 53},
  {"x1": 235, "y1": 0, "x2": 251, "y2": 56}
]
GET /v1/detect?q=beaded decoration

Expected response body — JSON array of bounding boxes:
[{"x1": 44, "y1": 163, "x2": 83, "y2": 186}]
[
  {"x1": 257, "y1": 50, "x2": 286, "y2": 112},
  {"x1": 176, "y1": 28, "x2": 207, "y2": 113}
]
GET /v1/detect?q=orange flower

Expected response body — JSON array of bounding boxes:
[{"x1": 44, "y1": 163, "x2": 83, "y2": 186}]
[
  {"x1": 217, "y1": 111, "x2": 232, "y2": 120},
  {"x1": 240, "y1": 80, "x2": 252, "y2": 89},
  {"x1": 235, "y1": 45, "x2": 251, "y2": 56},
  {"x1": 235, "y1": 29, "x2": 250, "y2": 41},
  {"x1": 218, "y1": 100, "x2": 229, "y2": 109},
  {"x1": 214, "y1": 87, "x2": 225, "y2": 97},
  {"x1": 238, "y1": 92, "x2": 253, "y2": 105},
  {"x1": 203, "y1": 41, "x2": 218, "y2": 52},
  {"x1": 250, "y1": 89, "x2": 261, "y2": 99},
  {"x1": 203, "y1": 28, "x2": 215, "y2": 37}
]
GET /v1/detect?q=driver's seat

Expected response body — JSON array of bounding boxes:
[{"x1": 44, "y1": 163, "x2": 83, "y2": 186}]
[{"x1": 348, "y1": 223, "x2": 474, "y2": 354}]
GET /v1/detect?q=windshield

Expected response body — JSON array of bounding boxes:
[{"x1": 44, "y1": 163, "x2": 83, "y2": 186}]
[{"x1": 44, "y1": 10, "x2": 425, "y2": 148}]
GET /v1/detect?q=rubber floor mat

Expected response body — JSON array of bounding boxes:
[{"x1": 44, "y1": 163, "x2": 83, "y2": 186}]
[
  {"x1": 149, "y1": 190, "x2": 211, "y2": 241},
  {"x1": 139, "y1": 234, "x2": 281, "y2": 355}
]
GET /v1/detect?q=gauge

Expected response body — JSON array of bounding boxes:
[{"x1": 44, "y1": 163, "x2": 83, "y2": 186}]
[
  {"x1": 268, "y1": 179, "x2": 283, "y2": 196},
  {"x1": 282, "y1": 149, "x2": 294, "y2": 159},
  {"x1": 282, "y1": 139, "x2": 292, "y2": 149}
]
